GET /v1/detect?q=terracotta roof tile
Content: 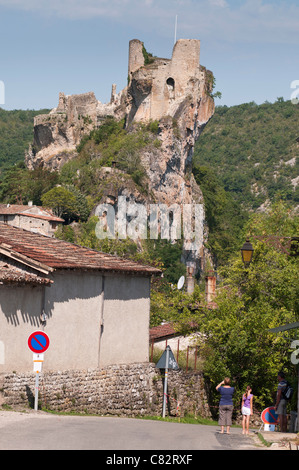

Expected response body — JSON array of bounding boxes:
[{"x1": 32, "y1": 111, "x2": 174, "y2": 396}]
[
  {"x1": 0, "y1": 260, "x2": 52, "y2": 286},
  {"x1": 0, "y1": 223, "x2": 161, "y2": 276},
  {"x1": 0, "y1": 204, "x2": 64, "y2": 222},
  {"x1": 149, "y1": 323, "x2": 177, "y2": 341}
]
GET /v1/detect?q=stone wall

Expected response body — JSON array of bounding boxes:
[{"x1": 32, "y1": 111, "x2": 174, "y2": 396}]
[{"x1": 0, "y1": 363, "x2": 211, "y2": 419}]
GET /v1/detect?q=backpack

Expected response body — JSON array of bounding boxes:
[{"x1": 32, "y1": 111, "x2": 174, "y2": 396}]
[{"x1": 282, "y1": 382, "x2": 294, "y2": 400}]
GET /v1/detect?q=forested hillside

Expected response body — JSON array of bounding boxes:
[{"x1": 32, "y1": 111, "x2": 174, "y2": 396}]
[
  {"x1": 193, "y1": 99, "x2": 299, "y2": 211},
  {"x1": 0, "y1": 100, "x2": 297, "y2": 269},
  {"x1": 0, "y1": 108, "x2": 50, "y2": 168}
]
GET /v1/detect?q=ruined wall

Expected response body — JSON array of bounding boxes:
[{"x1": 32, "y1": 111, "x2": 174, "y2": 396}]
[
  {"x1": 0, "y1": 364, "x2": 211, "y2": 419},
  {"x1": 26, "y1": 38, "x2": 214, "y2": 176}
]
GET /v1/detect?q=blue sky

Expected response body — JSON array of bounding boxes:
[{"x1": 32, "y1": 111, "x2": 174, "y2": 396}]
[{"x1": 0, "y1": 0, "x2": 298, "y2": 110}]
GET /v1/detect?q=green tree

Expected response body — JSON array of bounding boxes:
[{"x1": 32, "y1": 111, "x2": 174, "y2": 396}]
[
  {"x1": 192, "y1": 164, "x2": 247, "y2": 267},
  {"x1": 175, "y1": 202, "x2": 298, "y2": 410},
  {"x1": 41, "y1": 186, "x2": 77, "y2": 220},
  {"x1": 0, "y1": 163, "x2": 58, "y2": 205},
  {"x1": 0, "y1": 108, "x2": 50, "y2": 168},
  {"x1": 63, "y1": 184, "x2": 90, "y2": 222}
]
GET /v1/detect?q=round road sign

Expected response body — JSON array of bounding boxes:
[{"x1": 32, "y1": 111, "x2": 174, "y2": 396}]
[
  {"x1": 28, "y1": 331, "x2": 50, "y2": 354},
  {"x1": 261, "y1": 406, "x2": 278, "y2": 425}
]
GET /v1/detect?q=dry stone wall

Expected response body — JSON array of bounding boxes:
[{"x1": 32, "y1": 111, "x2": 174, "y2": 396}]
[{"x1": 0, "y1": 363, "x2": 211, "y2": 419}]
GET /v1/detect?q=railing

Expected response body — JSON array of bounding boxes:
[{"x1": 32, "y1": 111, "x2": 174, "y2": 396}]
[{"x1": 150, "y1": 339, "x2": 201, "y2": 371}]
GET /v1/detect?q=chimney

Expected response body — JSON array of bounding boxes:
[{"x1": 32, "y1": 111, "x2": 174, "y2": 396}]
[
  {"x1": 28, "y1": 201, "x2": 33, "y2": 207},
  {"x1": 186, "y1": 261, "x2": 196, "y2": 294},
  {"x1": 205, "y1": 272, "x2": 216, "y2": 304}
]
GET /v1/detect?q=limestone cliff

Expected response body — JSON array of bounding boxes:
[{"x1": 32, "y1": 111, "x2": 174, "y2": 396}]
[{"x1": 25, "y1": 38, "x2": 215, "y2": 269}]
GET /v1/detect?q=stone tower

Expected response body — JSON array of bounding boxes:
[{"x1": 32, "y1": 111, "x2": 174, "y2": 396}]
[
  {"x1": 128, "y1": 39, "x2": 145, "y2": 76},
  {"x1": 126, "y1": 39, "x2": 204, "y2": 125}
]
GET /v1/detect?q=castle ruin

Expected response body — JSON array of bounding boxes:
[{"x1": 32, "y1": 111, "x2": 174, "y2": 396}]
[{"x1": 25, "y1": 38, "x2": 215, "y2": 268}]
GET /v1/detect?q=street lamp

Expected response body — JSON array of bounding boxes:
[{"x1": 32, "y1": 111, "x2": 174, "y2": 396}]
[{"x1": 241, "y1": 239, "x2": 254, "y2": 266}]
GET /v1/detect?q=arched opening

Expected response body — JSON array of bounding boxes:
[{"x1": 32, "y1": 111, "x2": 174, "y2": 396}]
[{"x1": 166, "y1": 77, "x2": 175, "y2": 99}]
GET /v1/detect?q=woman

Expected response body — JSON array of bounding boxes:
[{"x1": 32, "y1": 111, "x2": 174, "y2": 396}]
[
  {"x1": 216, "y1": 377, "x2": 235, "y2": 434},
  {"x1": 241, "y1": 386, "x2": 253, "y2": 435}
]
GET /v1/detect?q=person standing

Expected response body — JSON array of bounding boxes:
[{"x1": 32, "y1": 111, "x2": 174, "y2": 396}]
[
  {"x1": 241, "y1": 386, "x2": 253, "y2": 435},
  {"x1": 275, "y1": 371, "x2": 288, "y2": 432},
  {"x1": 216, "y1": 378, "x2": 235, "y2": 434}
]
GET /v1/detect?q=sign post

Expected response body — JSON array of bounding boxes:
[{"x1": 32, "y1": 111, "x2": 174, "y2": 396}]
[
  {"x1": 162, "y1": 346, "x2": 169, "y2": 418},
  {"x1": 156, "y1": 345, "x2": 179, "y2": 418},
  {"x1": 28, "y1": 331, "x2": 49, "y2": 411}
]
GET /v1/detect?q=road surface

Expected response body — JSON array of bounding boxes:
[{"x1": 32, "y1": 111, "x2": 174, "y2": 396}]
[{"x1": 0, "y1": 409, "x2": 264, "y2": 452}]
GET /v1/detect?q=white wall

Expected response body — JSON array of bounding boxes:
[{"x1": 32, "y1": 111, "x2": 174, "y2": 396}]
[
  {"x1": 0, "y1": 270, "x2": 151, "y2": 373},
  {"x1": 99, "y1": 275, "x2": 151, "y2": 366}
]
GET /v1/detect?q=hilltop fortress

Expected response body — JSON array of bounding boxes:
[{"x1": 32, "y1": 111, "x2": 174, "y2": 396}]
[
  {"x1": 26, "y1": 38, "x2": 214, "y2": 171},
  {"x1": 26, "y1": 38, "x2": 215, "y2": 266}
]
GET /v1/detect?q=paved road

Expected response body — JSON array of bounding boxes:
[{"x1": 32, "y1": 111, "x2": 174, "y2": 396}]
[{"x1": 0, "y1": 410, "x2": 263, "y2": 452}]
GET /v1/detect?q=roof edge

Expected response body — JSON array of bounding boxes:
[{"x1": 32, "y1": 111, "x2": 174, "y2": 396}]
[{"x1": 0, "y1": 243, "x2": 54, "y2": 275}]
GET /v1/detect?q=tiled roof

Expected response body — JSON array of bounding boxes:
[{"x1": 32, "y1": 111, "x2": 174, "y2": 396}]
[
  {"x1": 149, "y1": 323, "x2": 177, "y2": 342},
  {"x1": 0, "y1": 260, "x2": 52, "y2": 286},
  {"x1": 0, "y1": 204, "x2": 64, "y2": 222},
  {"x1": 0, "y1": 204, "x2": 34, "y2": 214},
  {"x1": 0, "y1": 223, "x2": 161, "y2": 276}
]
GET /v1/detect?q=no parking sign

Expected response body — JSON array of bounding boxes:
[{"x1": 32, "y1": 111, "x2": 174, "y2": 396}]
[
  {"x1": 28, "y1": 331, "x2": 49, "y2": 354},
  {"x1": 27, "y1": 330, "x2": 50, "y2": 411},
  {"x1": 261, "y1": 406, "x2": 278, "y2": 425}
]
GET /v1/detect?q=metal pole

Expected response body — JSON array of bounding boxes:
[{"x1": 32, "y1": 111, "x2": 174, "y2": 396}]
[
  {"x1": 297, "y1": 365, "x2": 299, "y2": 432},
  {"x1": 34, "y1": 372, "x2": 39, "y2": 411},
  {"x1": 162, "y1": 347, "x2": 169, "y2": 418},
  {"x1": 186, "y1": 346, "x2": 189, "y2": 372}
]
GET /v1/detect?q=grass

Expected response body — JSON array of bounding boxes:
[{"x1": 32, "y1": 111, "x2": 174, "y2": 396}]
[{"x1": 257, "y1": 432, "x2": 273, "y2": 447}]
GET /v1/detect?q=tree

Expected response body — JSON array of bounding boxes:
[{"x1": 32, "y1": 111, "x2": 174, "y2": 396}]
[
  {"x1": 0, "y1": 163, "x2": 58, "y2": 205},
  {"x1": 41, "y1": 186, "x2": 77, "y2": 221},
  {"x1": 63, "y1": 184, "x2": 90, "y2": 222},
  {"x1": 175, "y1": 202, "x2": 299, "y2": 410},
  {"x1": 192, "y1": 164, "x2": 247, "y2": 267}
]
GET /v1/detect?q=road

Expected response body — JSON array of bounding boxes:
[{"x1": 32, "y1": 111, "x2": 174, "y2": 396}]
[{"x1": 0, "y1": 410, "x2": 264, "y2": 452}]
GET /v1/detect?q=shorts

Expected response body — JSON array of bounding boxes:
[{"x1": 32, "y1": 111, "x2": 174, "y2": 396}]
[
  {"x1": 276, "y1": 399, "x2": 287, "y2": 415},
  {"x1": 242, "y1": 406, "x2": 251, "y2": 416},
  {"x1": 218, "y1": 405, "x2": 233, "y2": 426}
]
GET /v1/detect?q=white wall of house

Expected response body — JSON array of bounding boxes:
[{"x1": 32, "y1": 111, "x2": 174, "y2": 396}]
[
  {"x1": 0, "y1": 270, "x2": 151, "y2": 373},
  {"x1": 153, "y1": 334, "x2": 200, "y2": 352},
  {"x1": 0, "y1": 214, "x2": 58, "y2": 237},
  {"x1": 0, "y1": 284, "x2": 44, "y2": 372},
  {"x1": 99, "y1": 274, "x2": 151, "y2": 367}
]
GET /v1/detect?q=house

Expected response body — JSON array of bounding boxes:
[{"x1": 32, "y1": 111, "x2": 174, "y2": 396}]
[
  {"x1": 150, "y1": 322, "x2": 200, "y2": 353},
  {"x1": 0, "y1": 203, "x2": 64, "y2": 237},
  {"x1": 149, "y1": 275, "x2": 217, "y2": 353},
  {"x1": 0, "y1": 223, "x2": 160, "y2": 373}
]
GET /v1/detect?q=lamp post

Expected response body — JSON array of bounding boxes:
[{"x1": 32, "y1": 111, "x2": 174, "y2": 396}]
[{"x1": 241, "y1": 238, "x2": 254, "y2": 266}]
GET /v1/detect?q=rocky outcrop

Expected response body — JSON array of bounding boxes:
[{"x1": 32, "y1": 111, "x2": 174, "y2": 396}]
[
  {"x1": 25, "y1": 38, "x2": 215, "y2": 268},
  {"x1": 26, "y1": 90, "x2": 126, "y2": 170}
]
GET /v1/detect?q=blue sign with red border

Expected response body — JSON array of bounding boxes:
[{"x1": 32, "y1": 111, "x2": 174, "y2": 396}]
[
  {"x1": 28, "y1": 331, "x2": 50, "y2": 354},
  {"x1": 261, "y1": 406, "x2": 278, "y2": 425}
]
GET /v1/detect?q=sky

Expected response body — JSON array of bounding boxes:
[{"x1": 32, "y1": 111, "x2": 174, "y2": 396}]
[{"x1": 0, "y1": 0, "x2": 298, "y2": 110}]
